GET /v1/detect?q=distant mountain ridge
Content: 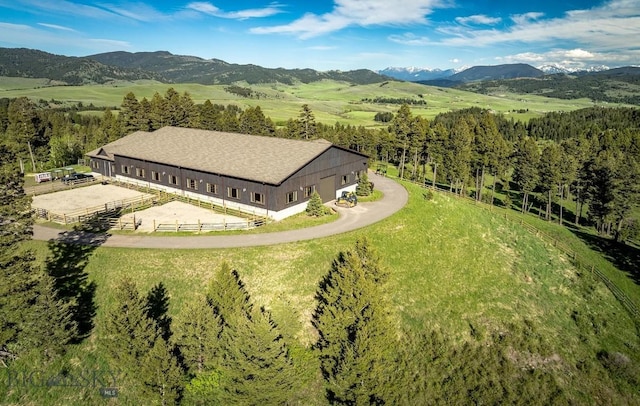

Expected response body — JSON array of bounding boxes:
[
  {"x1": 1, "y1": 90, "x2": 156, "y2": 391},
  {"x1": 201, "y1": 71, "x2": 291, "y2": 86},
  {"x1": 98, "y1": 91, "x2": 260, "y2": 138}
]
[{"x1": 0, "y1": 47, "x2": 391, "y2": 86}]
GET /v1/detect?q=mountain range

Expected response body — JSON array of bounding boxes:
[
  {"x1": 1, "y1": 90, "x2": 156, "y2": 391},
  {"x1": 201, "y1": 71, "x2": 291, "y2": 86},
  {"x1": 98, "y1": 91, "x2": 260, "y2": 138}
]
[
  {"x1": 378, "y1": 63, "x2": 612, "y2": 82},
  {"x1": 0, "y1": 47, "x2": 639, "y2": 104}
]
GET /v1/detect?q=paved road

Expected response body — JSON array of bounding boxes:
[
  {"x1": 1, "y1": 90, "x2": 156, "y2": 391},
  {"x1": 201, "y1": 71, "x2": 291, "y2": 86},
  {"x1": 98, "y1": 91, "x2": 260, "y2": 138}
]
[{"x1": 32, "y1": 173, "x2": 408, "y2": 249}]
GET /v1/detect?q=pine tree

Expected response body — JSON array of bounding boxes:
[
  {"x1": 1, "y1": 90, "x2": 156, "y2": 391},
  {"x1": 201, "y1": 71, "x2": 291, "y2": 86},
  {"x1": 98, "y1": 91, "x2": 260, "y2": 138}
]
[
  {"x1": 355, "y1": 170, "x2": 372, "y2": 197},
  {"x1": 297, "y1": 104, "x2": 317, "y2": 140},
  {"x1": 313, "y1": 238, "x2": 397, "y2": 404},
  {"x1": 102, "y1": 277, "x2": 158, "y2": 368},
  {"x1": 512, "y1": 135, "x2": 540, "y2": 213},
  {"x1": 23, "y1": 273, "x2": 76, "y2": 361},
  {"x1": 538, "y1": 143, "x2": 563, "y2": 221},
  {"x1": 200, "y1": 262, "x2": 297, "y2": 405},
  {"x1": 0, "y1": 146, "x2": 38, "y2": 361},
  {"x1": 306, "y1": 190, "x2": 326, "y2": 217},
  {"x1": 140, "y1": 336, "x2": 184, "y2": 405},
  {"x1": 177, "y1": 299, "x2": 222, "y2": 375}
]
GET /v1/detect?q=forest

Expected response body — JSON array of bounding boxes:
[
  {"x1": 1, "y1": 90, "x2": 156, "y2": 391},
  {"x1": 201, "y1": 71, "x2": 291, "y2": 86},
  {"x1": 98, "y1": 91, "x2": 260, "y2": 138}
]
[{"x1": 1, "y1": 89, "x2": 640, "y2": 404}]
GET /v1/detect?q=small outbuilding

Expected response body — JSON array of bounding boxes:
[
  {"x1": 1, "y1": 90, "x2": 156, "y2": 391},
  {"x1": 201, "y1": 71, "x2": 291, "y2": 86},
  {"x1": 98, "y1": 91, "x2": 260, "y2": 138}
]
[{"x1": 87, "y1": 126, "x2": 368, "y2": 220}]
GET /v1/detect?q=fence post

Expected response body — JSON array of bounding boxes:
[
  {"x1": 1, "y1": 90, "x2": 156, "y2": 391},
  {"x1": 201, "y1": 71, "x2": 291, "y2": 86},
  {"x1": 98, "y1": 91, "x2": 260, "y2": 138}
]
[
  {"x1": 175, "y1": 220, "x2": 179, "y2": 232},
  {"x1": 153, "y1": 219, "x2": 156, "y2": 232},
  {"x1": 133, "y1": 214, "x2": 136, "y2": 230},
  {"x1": 198, "y1": 219, "x2": 201, "y2": 232}
]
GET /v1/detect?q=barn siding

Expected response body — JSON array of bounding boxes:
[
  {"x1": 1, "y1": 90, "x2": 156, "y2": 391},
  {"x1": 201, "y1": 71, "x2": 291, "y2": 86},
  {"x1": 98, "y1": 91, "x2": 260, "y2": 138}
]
[{"x1": 102, "y1": 145, "x2": 366, "y2": 219}]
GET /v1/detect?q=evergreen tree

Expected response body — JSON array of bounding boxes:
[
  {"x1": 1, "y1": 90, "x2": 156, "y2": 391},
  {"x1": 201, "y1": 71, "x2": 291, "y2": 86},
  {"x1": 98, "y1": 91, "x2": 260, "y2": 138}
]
[
  {"x1": 119, "y1": 92, "x2": 142, "y2": 134},
  {"x1": 297, "y1": 104, "x2": 317, "y2": 140},
  {"x1": 0, "y1": 146, "x2": 38, "y2": 361},
  {"x1": 512, "y1": 135, "x2": 540, "y2": 213},
  {"x1": 390, "y1": 104, "x2": 413, "y2": 179},
  {"x1": 313, "y1": 238, "x2": 397, "y2": 404},
  {"x1": 355, "y1": 170, "x2": 372, "y2": 197},
  {"x1": 538, "y1": 143, "x2": 563, "y2": 221},
  {"x1": 23, "y1": 273, "x2": 76, "y2": 361},
  {"x1": 177, "y1": 299, "x2": 222, "y2": 375},
  {"x1": 140, "y1": 336, "x2": 184, "y2": 405},
  {"x1": 103, "y1": 277, "x2": 158, "y2": 368},
  {"x1": 306, "y1": 190, "x2": 326, "y2": 217},
  {"x1": 204, "y1": 262, "x2": 298, "y2": 405}
]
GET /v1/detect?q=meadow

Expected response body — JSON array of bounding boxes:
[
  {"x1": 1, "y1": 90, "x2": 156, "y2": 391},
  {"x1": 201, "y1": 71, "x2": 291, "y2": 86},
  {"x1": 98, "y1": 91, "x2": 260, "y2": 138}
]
[
  {"x1": 0, "y1": 76, "x2": 608, "y2": 125},
  {"x1": 5, "y1": 179, "x2": 639, "y2": 404}
]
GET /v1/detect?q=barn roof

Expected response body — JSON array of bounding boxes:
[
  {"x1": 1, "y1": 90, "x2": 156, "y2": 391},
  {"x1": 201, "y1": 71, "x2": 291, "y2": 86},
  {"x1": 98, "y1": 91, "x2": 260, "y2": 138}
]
[{"x1": 87, "y1": 126, "x2": 353, "y2": 184}]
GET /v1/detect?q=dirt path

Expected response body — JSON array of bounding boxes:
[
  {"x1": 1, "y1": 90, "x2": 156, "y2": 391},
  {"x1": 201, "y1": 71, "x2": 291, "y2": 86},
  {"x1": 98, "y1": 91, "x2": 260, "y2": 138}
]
[{"x1": 32, "y1": 173, "x2": 408, "y2": 249}]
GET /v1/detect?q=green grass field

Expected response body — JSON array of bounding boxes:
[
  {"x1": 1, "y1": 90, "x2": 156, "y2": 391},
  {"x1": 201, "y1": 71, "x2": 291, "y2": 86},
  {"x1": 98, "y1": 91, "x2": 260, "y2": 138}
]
[
  {"x1": 0, "y1": 76, "x2": 613, "y2": 126},
  {"x1": 4, "y1": 179, "x2": 639, "y2": 405}
]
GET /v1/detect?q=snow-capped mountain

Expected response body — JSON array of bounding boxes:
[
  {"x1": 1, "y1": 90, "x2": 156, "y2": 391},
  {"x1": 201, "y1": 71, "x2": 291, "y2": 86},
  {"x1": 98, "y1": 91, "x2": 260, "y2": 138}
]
[
  {"x1": 537, "y1": 64, "x2": 610, "y2": 74},
  {"x1": 378, "y1": 67, "x2": 456, "y2": 81}
]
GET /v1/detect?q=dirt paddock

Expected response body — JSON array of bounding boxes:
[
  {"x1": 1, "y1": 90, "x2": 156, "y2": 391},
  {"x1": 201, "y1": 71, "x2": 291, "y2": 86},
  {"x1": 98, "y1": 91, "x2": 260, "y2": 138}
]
[{"x1": 32, "y1": 184, "x2": 245, "y2": 231}]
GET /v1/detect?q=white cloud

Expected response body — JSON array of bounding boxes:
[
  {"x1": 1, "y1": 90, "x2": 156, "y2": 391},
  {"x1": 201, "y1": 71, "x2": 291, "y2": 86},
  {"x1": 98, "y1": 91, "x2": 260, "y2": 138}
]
[
  {"x1": 37, "y1": 23, "x2": 77, "y2": 32},
  {"x1": 439, "y1": 0, "x2": 640, "y2": 52},
  {"x1": 388, "y1": 32, "x2": 431, "y2": 46},
  {"x1": 88, "y1": 38, "x2": 132, "y2": 48},
  {"x1": 455, "y1": 14, "x2": 501, "y2": 25},
  {"x1": 510, "y1": 12, "x2": 544, "y2": 25},
  {"x1": 449, "y1": 58, "x2": 461, "y2": 63},
  {"x1": 186, "y1": 2, "x2": 283, "y2": 20},
  {"x1": 251, "y1": 0, "x2": 447, "y2": 39},
  {"x1": 99, "y1": 2, "x2": 170, "y2": 22}
]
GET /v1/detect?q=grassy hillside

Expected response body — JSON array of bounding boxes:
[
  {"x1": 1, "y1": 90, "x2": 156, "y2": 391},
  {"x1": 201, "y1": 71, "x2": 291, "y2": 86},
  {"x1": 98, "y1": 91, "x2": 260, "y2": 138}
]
[
  {"x1": 0, "y1": 77, "x2": 610, "y2": 126},
  {"x1": 5, "y1": 181, "x2": 639, "y2": 404}
]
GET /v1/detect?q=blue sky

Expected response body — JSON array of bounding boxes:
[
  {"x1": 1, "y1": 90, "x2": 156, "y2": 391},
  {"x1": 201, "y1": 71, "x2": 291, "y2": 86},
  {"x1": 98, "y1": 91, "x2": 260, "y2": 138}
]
[{"x1": 0, "y1": 0, "x2": 638, "y2": 71}]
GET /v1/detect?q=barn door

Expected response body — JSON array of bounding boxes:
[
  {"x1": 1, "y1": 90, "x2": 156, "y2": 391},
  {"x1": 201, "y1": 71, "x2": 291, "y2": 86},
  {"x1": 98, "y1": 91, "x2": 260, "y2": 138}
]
[{"x1": 318, "y1": 175, "x2": 335, "y2": 202}]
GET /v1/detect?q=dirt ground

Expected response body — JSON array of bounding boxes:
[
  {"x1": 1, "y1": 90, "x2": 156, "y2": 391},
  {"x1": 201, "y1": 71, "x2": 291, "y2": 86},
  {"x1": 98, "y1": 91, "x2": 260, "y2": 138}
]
[
  {"x1": 31, "y1": 184, "x2": 244, "y2": 232},
  {"x1": 32, "y1": 184, "x2": 154, "y2": 212},
  {"x1": 119, "y1": 201, "x2": 245, "y2": 232}
]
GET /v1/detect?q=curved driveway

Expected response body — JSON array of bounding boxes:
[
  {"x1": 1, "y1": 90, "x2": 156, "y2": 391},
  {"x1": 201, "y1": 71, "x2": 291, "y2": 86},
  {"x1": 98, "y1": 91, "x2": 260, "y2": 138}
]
[{"x1": 32, "y1": 173, "x2": 408, "y2": 249}]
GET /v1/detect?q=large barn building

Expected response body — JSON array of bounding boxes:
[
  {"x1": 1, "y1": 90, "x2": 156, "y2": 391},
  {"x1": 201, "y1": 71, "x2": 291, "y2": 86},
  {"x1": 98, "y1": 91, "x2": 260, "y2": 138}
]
[{"x1": 87, "y1": 127, "x2": 369, "y2": 220}]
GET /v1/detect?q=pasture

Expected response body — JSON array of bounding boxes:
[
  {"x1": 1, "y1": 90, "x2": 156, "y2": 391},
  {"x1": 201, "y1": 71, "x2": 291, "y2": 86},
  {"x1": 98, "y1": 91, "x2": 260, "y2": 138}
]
[{"x1": 0, "y1": 76, "x2": 608, "y2": 126}]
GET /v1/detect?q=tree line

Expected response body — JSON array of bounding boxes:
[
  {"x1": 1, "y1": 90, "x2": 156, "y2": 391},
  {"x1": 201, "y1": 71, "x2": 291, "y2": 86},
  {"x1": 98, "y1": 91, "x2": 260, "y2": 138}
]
[{"x1": 0, "y1": 92, "x2": 638, "y2": 240}]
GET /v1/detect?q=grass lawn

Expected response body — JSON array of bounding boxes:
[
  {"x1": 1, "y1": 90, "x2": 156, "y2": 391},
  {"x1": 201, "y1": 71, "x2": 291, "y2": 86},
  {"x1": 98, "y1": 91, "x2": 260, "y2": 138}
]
[{"x1": 8, "y1": 178, "x2": 639, "y2": 404}]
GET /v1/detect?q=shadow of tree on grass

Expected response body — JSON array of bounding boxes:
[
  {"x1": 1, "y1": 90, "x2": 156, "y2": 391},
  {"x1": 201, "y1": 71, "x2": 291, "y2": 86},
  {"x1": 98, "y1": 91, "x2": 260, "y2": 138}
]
[
  {"x1": 45, "y1": 213, "x2": 115, "y2": 342},
  {"x1": 569, "y1": 227, "x2": 640, "y2": 287}
]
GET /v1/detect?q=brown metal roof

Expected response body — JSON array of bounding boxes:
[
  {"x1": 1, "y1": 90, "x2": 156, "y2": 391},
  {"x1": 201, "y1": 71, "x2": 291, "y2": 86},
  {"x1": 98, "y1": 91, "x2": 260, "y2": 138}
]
[{"x1": 87, "y1": 127, "x2": 338, "y2": 184}]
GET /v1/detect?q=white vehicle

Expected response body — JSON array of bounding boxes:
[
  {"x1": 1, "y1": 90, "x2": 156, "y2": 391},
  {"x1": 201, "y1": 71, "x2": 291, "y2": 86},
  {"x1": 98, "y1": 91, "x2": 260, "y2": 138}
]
[{"x1": 34, "y1": 172, "x2": 52, "y2": 183}]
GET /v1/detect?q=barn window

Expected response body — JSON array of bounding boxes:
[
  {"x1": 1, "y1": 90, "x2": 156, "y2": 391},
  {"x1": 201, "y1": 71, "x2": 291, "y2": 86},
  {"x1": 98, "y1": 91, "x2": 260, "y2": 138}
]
[
  {"x1": 251, "y1": 192, "x2": 265, "y2": 205},
  {"x1": 136, "y1": 168, "x2": 145, "y2": 178},
  {"x1": 286, "y1": 191, "x2": 298, "y2": 204},
  {"x1": 341, "y1": 175, "x2": 349, "y2": 185},
  {"x1": 92, "y1": 160, "x2": 100, "y2": 169},
  {"x1": 304, "y1": 185, "x2": 315, "y2": 198},
  {"x1": 228, "y1": 187, "x2": 240, "y2": 199},
  {"x1": 169, "y1": 175, "x2": 179, "y2": 185},
  {"x1": 355, "y1": 171, "x2": 361, "y2": 181},
  {"x1": 206, "y1": 183, "x2": 218, "y2": 194},
  {"x1": 121, "y1": 165, "x2": 130, "y2": 175},
  {"x1": 151, "y1": 171, "x2": 160, "y2": 181},
  {"x1": 186, "y1": 178, "x2": 197, "y2": 190}
]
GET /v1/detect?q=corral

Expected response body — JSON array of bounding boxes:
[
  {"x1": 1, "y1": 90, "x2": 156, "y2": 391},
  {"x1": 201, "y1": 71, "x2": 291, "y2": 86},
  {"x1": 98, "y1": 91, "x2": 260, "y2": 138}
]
[{"x1": 31, "y1": 184, "x2": 249, "y2": 232}]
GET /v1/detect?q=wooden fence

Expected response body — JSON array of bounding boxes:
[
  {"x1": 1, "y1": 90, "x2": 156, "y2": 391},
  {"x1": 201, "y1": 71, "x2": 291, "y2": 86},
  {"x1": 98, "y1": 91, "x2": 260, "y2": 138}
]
[
  {"x1": 34, "y1": 194, "x2": 158, "y2": 226},
  {"x1": 34, "y1": 179, "x2": 268, "y2": 232},
  {"x1": 152, "y1": 218, "x2": 267, "y2": 233}
]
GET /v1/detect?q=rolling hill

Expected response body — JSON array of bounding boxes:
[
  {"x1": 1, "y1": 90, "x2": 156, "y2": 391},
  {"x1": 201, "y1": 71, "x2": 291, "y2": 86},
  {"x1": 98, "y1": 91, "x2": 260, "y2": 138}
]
[
  {"x1": 457, "y1": 67, "x2": 640, "y2": 105},
  {"x1": 0, "y1": 47, "x2": 391, "y2": 86}
]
